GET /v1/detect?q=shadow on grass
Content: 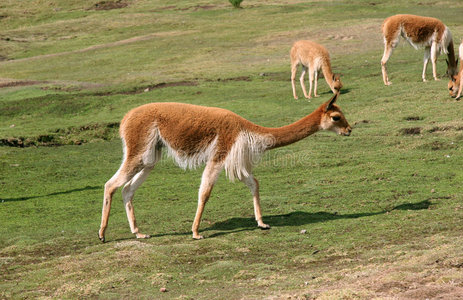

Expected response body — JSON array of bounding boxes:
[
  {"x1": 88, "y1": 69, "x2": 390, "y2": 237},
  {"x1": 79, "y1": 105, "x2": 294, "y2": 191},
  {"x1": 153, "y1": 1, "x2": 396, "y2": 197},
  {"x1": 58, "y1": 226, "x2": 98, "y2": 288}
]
[
  {"x1": 318, "y1": 88, "x2": 351, "y2": 97},
  {"x1": 339, "y1": 88, "x2": 351, "y2": 95},
  {"x1": 148, "y1": 200, "x2": 431, "y2": 239},
  {"x1": 0, "y1": 185, "x2": 100, "y2": 202}
]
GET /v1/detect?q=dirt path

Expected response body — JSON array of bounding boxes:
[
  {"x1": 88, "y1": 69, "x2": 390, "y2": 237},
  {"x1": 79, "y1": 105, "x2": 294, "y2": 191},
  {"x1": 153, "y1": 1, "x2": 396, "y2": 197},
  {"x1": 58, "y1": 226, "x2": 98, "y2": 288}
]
[{"x1": 0, "y1": 30, "x2": 196, "y2": 65}]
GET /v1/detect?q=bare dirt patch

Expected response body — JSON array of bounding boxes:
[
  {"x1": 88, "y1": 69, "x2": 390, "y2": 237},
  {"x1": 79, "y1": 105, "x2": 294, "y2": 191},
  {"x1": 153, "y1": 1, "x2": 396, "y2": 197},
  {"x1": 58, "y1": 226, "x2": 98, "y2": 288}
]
[
  {"x1": 405, "y1": 116, "x2": 423, "y2": 121},
  {"x1": 190, "y1": 5, "x2": 216, "y2": 11},
  {"x1": 89, "y1": 80, "x2": 198, "y2": 96},
  {"x1": 400, "y1": 127, "x2": 421, "y2": 135},
  {"x1": 152, "y1": 5, "x2": 217, "y2": 12},
  {"x1": 258, "y1": 72, "x2": 288, "y2": 81},
  {"x1": 141, "y1": 81, "x2": 197, "y2": 92},
  {"x1": 428, "y1": 125, "x2": 463, "y2": 133},
  {"x1": 176, "y1": 5, "x2": 217, "y2": 11},
  {"x1": 354, "y1": 120, "x2": 371, "y2": 126},
  {"x1": 154, "y1": 5, "x2": 177, "y2": 11},
  {"x1": 0, "y1": 122, "x2": 119, "y2": 147},
  {"x1": 91, "y1": 1, "x2": 128, "y2": 10},
  {"x1": 216, "y1": 76, "x2": 251, "y2": 82},
  {"x1": 0, "y1": 80, "x2": 47, "y2": 88}
]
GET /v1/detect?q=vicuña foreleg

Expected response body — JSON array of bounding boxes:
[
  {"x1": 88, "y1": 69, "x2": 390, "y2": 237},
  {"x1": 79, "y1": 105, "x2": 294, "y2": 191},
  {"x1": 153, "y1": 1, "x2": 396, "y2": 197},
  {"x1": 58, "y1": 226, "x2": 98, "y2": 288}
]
[{"x1": 241, "y1": 175, "x2": 269, "y2": 229}]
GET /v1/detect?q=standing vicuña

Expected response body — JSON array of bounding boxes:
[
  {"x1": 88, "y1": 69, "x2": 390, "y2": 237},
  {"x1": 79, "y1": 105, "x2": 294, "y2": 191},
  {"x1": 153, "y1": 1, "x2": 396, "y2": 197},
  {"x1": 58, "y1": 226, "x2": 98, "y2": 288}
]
[
  {"x1": 381, "y1": 14, "x2": 457, "y2": 85},
  {"x1": 448, "y1": 41, "x2": 463, "y2": 100},
  {"x1": 290, "y1": 40, "x2": 342, "y2": 99},
  {"x1": 98, "y1": 93, "x2": 351, "y2": 242}
]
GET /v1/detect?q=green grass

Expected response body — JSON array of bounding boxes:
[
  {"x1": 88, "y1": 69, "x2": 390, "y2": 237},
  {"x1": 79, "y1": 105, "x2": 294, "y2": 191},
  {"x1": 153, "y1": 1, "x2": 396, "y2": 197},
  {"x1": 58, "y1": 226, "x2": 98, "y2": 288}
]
[{"x1": 2, "y1": 0, "x2": 463, "y2": 299}]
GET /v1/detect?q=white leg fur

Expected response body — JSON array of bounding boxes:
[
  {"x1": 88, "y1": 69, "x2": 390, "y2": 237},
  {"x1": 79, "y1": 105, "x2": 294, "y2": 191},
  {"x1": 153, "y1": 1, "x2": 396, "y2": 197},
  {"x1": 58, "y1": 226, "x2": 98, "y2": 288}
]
[
  {"x1": 291, "y1": 63, "x2": 298, "y2": 99},
  {"x1": 313, "y1": 69, "x2": 319, "y2": 97},
  {"x1": 457, "y1": 78, "x2": 463, "y2": 100},
  {"x1": 241, "y1": 175, "x2": 269, "y2": 229},
  {"x1": 381, "y1": 44, "x2": 395, "y2": 85},
  {"x1": 430, "y1": 42, "x2": 439, "y2": 80},
  {"x1": 423, "y1": 47, "x2": 430, "y2": 82},
  {"x1": 122, "y1": 166, "x2": 154, "y2": 238},
  {"x1": 308, "y1": 67, "x2": 314, "y2": 99},
  {"x1": 300, "y1": 66, "x2": 309, "y2": 98},
  {"x1": 192, "y1": 161, "x2": 223, "y2": 239}
]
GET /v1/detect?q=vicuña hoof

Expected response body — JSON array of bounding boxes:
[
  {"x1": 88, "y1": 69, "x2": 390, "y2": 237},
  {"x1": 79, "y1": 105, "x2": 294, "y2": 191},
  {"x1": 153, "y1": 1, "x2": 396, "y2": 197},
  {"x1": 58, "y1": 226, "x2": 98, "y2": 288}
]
[
  {"x1": 258, "y1": 224, "x2": 271, "y2": 230},
  {"x1": 135, "y1": 233, "x2": 151, "y2": 239},
  {"x1": 99, "y1": 234, "x2": 105, "y2": 243}
]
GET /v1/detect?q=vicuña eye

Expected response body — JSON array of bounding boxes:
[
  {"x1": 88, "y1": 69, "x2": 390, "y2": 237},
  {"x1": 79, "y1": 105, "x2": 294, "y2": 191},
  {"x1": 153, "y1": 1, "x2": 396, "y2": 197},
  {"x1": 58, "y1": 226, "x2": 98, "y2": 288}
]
[{"x1": 332, "y1": 116, "x2": 341, "y2": 121}]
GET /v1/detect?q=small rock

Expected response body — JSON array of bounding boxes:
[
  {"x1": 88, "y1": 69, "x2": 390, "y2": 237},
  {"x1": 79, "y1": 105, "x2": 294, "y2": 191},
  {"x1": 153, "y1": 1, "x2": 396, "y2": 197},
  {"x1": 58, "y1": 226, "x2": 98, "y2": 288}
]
[
  {"x1": 144, "y1": 88, "x2": 150, "y2": 92},
  {"x1": 431, "y1": 189, "x2": 435, "y2": 193},
  {"x1": 300, "y1": 229, "x2": 307, "y2": 234},
  {"x1": 160, "y1": 287, "x2": 167, "y2": 293},
  {"x1": 10, "y1": 124, "x2": 15, "y2": 128}
]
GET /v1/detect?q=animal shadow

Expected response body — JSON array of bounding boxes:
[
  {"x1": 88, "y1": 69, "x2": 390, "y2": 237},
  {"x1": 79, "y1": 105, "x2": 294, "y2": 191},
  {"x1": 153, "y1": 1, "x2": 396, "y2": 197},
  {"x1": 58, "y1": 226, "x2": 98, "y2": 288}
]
[
  {"x1": 203, "y1": 199, "x2": 431, "y2": 237},
  {"x1": 1, "y1": 186, "x2": 100, "y2": 202}
]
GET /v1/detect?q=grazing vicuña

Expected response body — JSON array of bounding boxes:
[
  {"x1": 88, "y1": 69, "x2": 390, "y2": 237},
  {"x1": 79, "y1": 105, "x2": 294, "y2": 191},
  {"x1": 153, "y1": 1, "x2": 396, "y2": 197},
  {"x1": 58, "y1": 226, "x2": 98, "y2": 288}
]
[
  {"x1": 381, "y1": 14, "x2": 457, "y2": 85},
  {"x1": 290, "y1": 40, "x2": 342, "y2": 99}
]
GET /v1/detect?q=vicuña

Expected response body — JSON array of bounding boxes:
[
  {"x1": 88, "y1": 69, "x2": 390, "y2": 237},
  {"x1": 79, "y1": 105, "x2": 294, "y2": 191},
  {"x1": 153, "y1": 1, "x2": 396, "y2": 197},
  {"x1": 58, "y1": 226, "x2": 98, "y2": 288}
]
[
  {"x1": 381, "y1": 14, "x2": 457, "y2": 85},
  {"x1": 290, "y1": 40, "x2": 342, "y2": 99},
  {"x1": 448, "y1": 41, "x2": 463, "y2": 100},
  {"x1": 98, "y1": 93, "x2": 351, "y2": 242}
]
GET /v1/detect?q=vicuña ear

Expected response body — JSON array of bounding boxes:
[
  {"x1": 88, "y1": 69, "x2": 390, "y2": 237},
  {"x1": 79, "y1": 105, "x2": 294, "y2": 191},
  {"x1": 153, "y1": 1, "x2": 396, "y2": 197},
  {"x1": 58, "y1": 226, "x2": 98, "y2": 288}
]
[
  {"x1": 325, "y1": 92, "x2": 339, "y2": 112},
  {"x1": 332, "y1": 74, "x2": 336, "y2": 82}
]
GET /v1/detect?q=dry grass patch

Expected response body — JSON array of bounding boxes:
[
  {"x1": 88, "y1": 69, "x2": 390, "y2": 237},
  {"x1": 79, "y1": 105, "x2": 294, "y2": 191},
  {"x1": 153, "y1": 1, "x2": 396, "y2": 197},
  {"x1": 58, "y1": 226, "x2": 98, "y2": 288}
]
[{"x1": 274, "y1": 235, "x2": 463, "y2": 299}]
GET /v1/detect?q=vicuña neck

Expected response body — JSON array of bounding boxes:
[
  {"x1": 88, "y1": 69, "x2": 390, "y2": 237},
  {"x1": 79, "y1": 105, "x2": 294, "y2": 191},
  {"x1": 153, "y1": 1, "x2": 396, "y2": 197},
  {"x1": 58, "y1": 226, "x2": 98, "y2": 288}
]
[
  {"x1": 321, "y1": 61, "x2": 334, "y2": 87},
  {"x1": 258, "y1": 108, "x2": 322, "y2": 149},
  {"x1": 448, "y1": 40, "x2": 457, "y2": 71}
]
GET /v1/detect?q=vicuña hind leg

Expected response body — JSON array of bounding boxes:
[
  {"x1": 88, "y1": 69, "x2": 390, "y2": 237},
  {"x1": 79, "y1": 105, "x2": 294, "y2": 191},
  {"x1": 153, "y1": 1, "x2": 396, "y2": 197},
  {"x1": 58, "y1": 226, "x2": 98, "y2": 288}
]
[
  {"x1": 122, "y1": 165, "x2": 154, "y2": 239},
  {"x1": 99, "y1": 158, "x2": 141, "y2": 242},
  {"x1": 241, "y1": 174, "x2": 269, "y2": 229},
  {"x1": 430, "y1": 42, "x2": 439, "y2": 81},
  {"x1": 299, "y1": 66, "x2": 310, "y2": 99},
  {"x1": 422, "y1": 47, "x2": 431, "y2": 82},
  {"x1": 192, "y1": 161, "x2": 223, "y2": 239},
  {"x1": 381, "y1": 42, "x2": 395, "y2": 85}
]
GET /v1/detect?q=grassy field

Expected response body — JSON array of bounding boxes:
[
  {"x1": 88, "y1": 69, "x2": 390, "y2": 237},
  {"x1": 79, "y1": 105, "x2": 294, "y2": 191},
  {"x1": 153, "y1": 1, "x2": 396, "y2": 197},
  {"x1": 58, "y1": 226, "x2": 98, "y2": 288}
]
[{"x1": 2, "y1": 0, "x2": 463, "y2": 298}]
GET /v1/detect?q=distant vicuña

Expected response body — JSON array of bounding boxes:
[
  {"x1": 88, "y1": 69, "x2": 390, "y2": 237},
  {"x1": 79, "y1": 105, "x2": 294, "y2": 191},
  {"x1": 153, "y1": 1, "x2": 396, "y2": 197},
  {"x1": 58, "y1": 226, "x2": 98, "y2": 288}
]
[{"x1": 381, "y1": 14, "x2": 457, "y2": 85}]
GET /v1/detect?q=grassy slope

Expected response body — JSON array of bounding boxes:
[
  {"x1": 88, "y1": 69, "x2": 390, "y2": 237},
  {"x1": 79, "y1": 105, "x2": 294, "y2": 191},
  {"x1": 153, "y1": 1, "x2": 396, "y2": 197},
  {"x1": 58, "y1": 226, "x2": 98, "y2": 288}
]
[{"x1": 1, "y1": 0, "x2": 463, "y2": 299}]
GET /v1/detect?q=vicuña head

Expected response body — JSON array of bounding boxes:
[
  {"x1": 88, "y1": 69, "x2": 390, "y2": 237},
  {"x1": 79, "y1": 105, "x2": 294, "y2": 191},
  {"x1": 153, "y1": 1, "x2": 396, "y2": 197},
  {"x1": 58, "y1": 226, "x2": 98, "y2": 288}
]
[
  {"x1": 447, "y1": 41, "x2": 463, "y2": 100},
  {"x1": 98, "y1": 93, "x2": 351, "y2": 242},
  {"x1": 331, "y1": 74, "x2": 343, "y2": 94}
]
